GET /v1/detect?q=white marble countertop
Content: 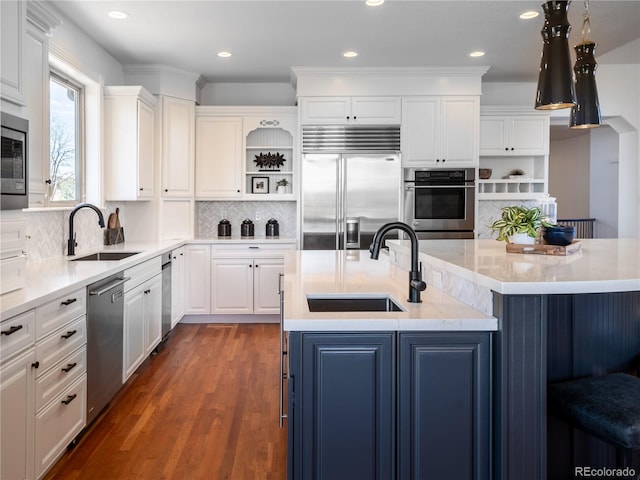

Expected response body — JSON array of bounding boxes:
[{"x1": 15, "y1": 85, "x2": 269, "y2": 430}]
[
  {"x1": 387, "y1": 239, "x2": 640, "y2": 295},
  {"x1": 0, "y1": 240, "x2": 186, "y2": 320},
  {"x1": 283, "y1": 250, "x2": 497, "y2": 332}
]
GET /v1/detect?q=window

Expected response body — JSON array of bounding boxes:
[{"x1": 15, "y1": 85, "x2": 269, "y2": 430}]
[{"x1": 49, "y1": 71, "x2": 84, "y2": 204}]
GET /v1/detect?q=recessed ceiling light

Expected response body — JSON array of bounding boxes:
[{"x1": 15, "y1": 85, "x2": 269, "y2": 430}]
[
  {"x1": 343, "y1": 51, "x2": 358, "y2": 58},
  {"x1": 108, "y1": 10, "x2": 130, "y2": 20},
  {"x1": 469, "y1": 51, "x2": 486, "y2": 58},
  {"x1": 520, "y1": 10, "x2": 539, "y2": 20},
  {"x1": 366, "y1": 0, "x2": 384, "y2": 6},
  {"x1": 217, "y1": 51, "x2": 232, "y2": 58}
]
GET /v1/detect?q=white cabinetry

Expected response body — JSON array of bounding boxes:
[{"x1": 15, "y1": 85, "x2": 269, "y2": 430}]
[
  {"x1": 160, "y1": 96, "x2": 195, "y2": 198},
  {"x1": 195, "y1": 107, "x2": 297, "y2": 200},
  {"x1": 401, "y1": 96, "x2": 479, "y2": 167},
  {"x1": 171, "y1": 247, "x2": 185, "y2": 327},
  {"x1": 104, "y1": 86, "x2": 157, "y2": 201},
  {"x1": 300, "y1": 96, "x2": 401, "y2": 124},
  {"x1": 1, "y1": 216, "x2": 27, "y2": 295},
  {"x1": 1, "y1": 0, "x2": 26, "y2": 105},
  {"x1": 195, "y1": 116, "x2": 243, "y2": 198},
  {"x1": 210, "y1": 243, "x2": 295, "y2": 315},
  {"x1": 184, "y1": 244, "x2": 212, "y2": 314},
  {"x1": 480, "y1": 113, "x2": 549, "y2": 156},
  {"x1": 123, "y1": 257, "x2": 162, "y2": 382}
]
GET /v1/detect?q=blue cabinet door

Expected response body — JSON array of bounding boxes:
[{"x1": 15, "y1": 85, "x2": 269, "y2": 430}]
[
  {"x1": 288, "y1": 332, "x2": 395, "y2": 480},
  {"x1": 398, "y1": 332, "x2": 492, "y2": 480}
]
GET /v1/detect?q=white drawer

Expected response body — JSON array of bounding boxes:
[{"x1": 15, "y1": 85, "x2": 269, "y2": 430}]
[
  {"x1": 0, "y1": 254, "x2": 27, "y2": 295},
  {"x1": 35, "y1": 316, "x2": 86, "y2": 377},
  {"x1": 36, "y1": 288, "x2": 86, "y2": 340},
  {"x1": 0, "y1": 309, "x2": 35, "y2": 363},
  {"x1": 125, "y1": 256, "x2": 161, "y2": 291},
  {"x1": 212, "y1": 242, "x2": 296, "y2": 258},
  {"x1": 0, "y1": 217, "x2": 26, "y2": 259},
  {"x1": 36, "y1": 346, "x2": 86, "y2": 411},
  {"x1": 35, "y1": 375, "x2": 86, "y2": 478}
]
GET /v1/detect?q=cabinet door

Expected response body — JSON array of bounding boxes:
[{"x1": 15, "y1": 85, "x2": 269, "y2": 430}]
[
  {"x1": 123, "y1": 284, "x2": 145, "y2": 382},
  {"x1": 299, "y1": 97, "x2": 351, "y2": 124},
  {"x1": 401, "y1": 97, "x2": 439, "y2": 166},
  {"x1": 253, "y1": 258, "x2": 283, "y2": 314},
  {"x1": 1, "y1": 348, "x2": 36, "y2": 480},
  {"x1": 161, "y1": 96, "x2": 195, "y2": 197},
  {"x1": 398, "y1": 333, "x2": 491, "y2": 480},
  {"x1": 479, "y1": 117, "x2": 509, "y2": 155},
  {"x1": 145, "y1": 274, "x2": 162, "y2": 355},
  {"x1": 290, "y1": 332, "x2": 395, "y2": 480},
  {"x1": 211, "y1": 258, "x2": 254, "y2": 314},
  {"x1": 195, "y1": 116, "x2": 242, "y2": 198},
  {"x1": 440, "y1": 96, "x2": 479, "y2": 165},
  {"x1": 184, "y1": 245, "x2": 211, "y2": 314},
  {"x1": 137, "y1": 99, "x2": 155, "y2": 197},
  {"x1": 511, "y1": 117, "x2": 549, "y2": 155},
  {"x1": 171, "y1": 247, "x2": 185, "y2": 328},
  {"x1": 351, "y1": 96, "x2": 401, "y2": 124},
  {"x1": 0, "y1": 0, "x2": 26, "y2": 105}
]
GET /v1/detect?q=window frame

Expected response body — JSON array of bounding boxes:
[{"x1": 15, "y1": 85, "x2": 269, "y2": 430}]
[{"x1": 48, "y1": 68, "x2": 86, "y2": 206}]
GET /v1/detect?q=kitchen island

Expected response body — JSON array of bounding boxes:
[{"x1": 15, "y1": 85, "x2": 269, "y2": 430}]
[
  {"x1": 282, "y1": 250, "x2": 496, "y2": 480},
  {"x1": 387, "y1": 239, "x2": 640, "y2": 480}
]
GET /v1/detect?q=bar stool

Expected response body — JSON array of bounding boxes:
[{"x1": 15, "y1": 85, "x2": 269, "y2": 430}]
[{"x1": 548, "y1": 373, "x2": 640, "y2": 468}]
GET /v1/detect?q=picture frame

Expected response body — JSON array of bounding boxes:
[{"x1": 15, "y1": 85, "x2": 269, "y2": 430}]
[{"x1": 251, "y1": 176, "x2": 269, "y2": 194}]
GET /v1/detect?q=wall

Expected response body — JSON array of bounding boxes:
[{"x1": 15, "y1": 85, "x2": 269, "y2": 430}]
[
  {"x1": 590, "y1": 126, "x2": 619, "y2": 238},
  {"x1": 200, "y1": 82, "x2": 296, "y2": 106},
  {"x1": 548, "y1": 130, "x2": 590, "y2": 219}
]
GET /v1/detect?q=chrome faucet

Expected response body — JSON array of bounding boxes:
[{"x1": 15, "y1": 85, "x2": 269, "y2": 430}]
[
  {"x1": 369, "y1": 221, "x2": 427, "y2": 303},
  {"x1": 67, "y1": 203, "x2": 106, "y2": 256}
]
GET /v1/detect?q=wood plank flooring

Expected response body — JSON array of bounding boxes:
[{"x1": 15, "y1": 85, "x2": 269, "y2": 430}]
[{"x1": 45, "y1": 323, "x2": 287, "y2": 480}]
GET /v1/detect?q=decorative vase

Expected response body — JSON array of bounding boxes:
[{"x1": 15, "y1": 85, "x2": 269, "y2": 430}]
[
  {"x1": 276, "y1": 185, "x2": 287, "y2": 194},
  {"x1": 509, "y1": 232, "x2": 536, "y2": 245}
]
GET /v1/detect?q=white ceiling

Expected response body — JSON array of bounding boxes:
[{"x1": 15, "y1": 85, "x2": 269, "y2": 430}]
[{"x1": 48, "y1": 0, "x2": 640, "y2": 84}]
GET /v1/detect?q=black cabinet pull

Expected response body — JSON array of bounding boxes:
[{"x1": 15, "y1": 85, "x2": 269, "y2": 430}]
[
  {"x1": 60, "y1": 298, "x2": 77, "y2": 306},
  {"x1": 61, "y1": 330, "x2": 77, "y2": 339},
  {"x1": 1, "y1": 325, "x2": 23, "y2": 336},
  {"x1": 505, "y1": 147, "x2": 509, "y2": 151},
  {"x1": 61, "y1": 362, "x2": 77, "y2": 373},
  {"x1": 140, "y1": 187, "x2": 144, "y2": 191},
  {"x1": 45, "y1": 179, "x2": 52, "y2": 184},
  {"x1": 164, "y1": 189, "x2": 168, "y2": 192},
  {"x1": 31, "y1": 361, "x2": 40, "y2": 369},
  {"x1": 255, "y1": 264, "x2": 260, "y2": 268},
  {"x1": 353, "y1": 116, "x2": 357, "y2": 120},
  {"x1": 61, "y1": 394, "x2": 77, "y2": 405},
  {"x1": 144, "y1": 289, "x2": 151, "y2": 294}
]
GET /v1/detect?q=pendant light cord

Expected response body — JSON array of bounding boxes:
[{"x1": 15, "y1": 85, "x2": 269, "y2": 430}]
[{"x1": 581, "y1": 0, "x2": 591, "y2": 44}]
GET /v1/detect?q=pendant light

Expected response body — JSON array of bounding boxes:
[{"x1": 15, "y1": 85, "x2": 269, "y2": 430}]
[
  {"x1": 535, "y1": 1, "x2": 576, "y2": 110},
  {"x1": 569, "y1": 0, "x2": 601, "y2": 128}
]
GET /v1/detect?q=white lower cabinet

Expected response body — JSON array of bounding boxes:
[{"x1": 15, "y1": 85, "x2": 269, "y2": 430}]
[
  {"x1": 184, "y1": 245, "x2": 211, "y2": 314},
  {"x1": 211, "y1": 257, "x2": 284, "y2": 315},
  {"x1": 123, "y1": 258, "x2": 162, "y2": 383},
  {"x1": 1, "y1": 347, "x2": 36, "y2": 480},
  {"x1": 171, "y1": 247, "x2": 185, "y2": 327}
]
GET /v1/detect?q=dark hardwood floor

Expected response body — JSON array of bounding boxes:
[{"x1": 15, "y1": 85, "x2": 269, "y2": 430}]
[{"x1": 45, "y1": 323, "x2": 287, "y2": 480}]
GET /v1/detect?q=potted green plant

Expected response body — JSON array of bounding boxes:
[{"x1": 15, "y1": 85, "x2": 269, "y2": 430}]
[
  {"x1": 276, "y1": 178, "x2": 289, "y2": 194},
  {"x1": 489, "y1": 205, "x2": 553, "y2": 244}
]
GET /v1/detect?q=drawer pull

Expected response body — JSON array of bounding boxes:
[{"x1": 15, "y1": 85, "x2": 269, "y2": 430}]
[
  {"x1": 61, "y1": 362, "x2": 77, "y2": 373},
  {"x1": 144, "y1": 289, "x2": 151, "y2": 294},
  {"x1": 32, "y1": 361, "x2": 40, "y2": 369},
  {"x1": 61, "y1": 394, "x2": 77, "y2": 405},
  {"x1": 60, "y1": 298, "x2": 77, "y2": 306},
  {"x1": 61, "y1": 330, "x2": 77, "y2": 340},
  {"x1": 1, "y1": 325, "x2": 23, "y2": 336}
]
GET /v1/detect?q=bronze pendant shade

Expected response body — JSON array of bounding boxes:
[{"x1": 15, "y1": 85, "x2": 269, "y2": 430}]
[{"x1": 535, "y1": 1, "x2": 576, "y2": 110}]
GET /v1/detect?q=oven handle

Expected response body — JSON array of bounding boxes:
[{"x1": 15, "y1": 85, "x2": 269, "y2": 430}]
[{"x1": 405, "y1": 184, "x2": 476, "y2": 190}]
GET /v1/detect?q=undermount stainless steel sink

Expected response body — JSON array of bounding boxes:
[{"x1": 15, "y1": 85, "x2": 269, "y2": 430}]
[
  {"x1": 306, "y1": 294, "x2": 405, "y2": 313},
  {"x1": 71, "y1": 251, "x2": 141, "y2": 262}
]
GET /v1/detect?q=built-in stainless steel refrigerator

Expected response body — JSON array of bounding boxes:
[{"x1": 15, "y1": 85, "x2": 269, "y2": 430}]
[{"x1": 301, "y1": 153, "x2": 401, "y2": 250}]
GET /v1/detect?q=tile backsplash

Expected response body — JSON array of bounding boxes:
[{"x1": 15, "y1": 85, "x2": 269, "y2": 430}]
[{"x1": 197, "y1": 201, "x2": 297, "y2": 238}]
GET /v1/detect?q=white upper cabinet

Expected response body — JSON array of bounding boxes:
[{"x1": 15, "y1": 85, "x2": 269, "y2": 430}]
[
  {"x1": 161, "y1": 96, "x2": 195, "y2": 197},
  {"x1": 480, "y1": 112, "x2": 550, "y2": 156},
  {"x1": 104, "y1": 86, "x2": 157, "y2": 201},
  {"x1": 402, "y1": 96, "x2": 479, "y2": 167},
  {"x1": 195, "y1": 116, "x2": 243, "y2": 199},
  {"x1": 300, "y1": 96, "x2": 401, "y2": 124},
  {"x1": 1, "y1": 0, "x2": 26, "y2": 105}
]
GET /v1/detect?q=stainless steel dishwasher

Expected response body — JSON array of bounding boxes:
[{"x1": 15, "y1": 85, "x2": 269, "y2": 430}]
[{"x1": 86, "y1": 272, "x2": 128, "y2": 425}]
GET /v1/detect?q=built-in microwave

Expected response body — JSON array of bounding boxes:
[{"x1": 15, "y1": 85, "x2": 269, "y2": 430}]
[{"x1": 1, "y1": 112, "x2": 28, "y2": 210}]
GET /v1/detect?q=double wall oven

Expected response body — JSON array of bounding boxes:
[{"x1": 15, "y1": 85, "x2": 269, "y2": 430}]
[{"x1": 403, "y1": 167, "x2": 476, "y2": 239}]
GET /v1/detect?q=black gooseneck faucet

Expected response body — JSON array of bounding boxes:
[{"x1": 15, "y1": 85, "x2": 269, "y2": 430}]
[
  {"x1": 67, "y1": 203, "x2": 106, "y2": 256},
  {"x1": 369, "y1": 221, "x2": 427, "y2": 303}
]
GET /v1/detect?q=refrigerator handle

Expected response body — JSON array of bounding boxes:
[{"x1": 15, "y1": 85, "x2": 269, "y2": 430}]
[
  {"x1": 336, "y1": 158, "x2": 344, "y2": 250},
  {"x1": 345, "y1": 218, "x2": 360, "y2": 249}
]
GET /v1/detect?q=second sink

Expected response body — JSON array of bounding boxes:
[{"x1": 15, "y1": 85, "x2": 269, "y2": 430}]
[
  {"x1": 71, "y1": 251, "x2": 140, "y2": 262},
  {"x1": 306, "y1": 294, "x2": 405, "y2": 313}
]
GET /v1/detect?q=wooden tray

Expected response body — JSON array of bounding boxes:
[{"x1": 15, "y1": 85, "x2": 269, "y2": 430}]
[{"x1": 506, "y1": 240, "x2": 582, "y2": 256}]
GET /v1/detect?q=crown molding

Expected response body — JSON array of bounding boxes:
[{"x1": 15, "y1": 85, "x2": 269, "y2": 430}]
[{"x1": 27, "y1": 1, "x2": 62, "y2": 36}]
